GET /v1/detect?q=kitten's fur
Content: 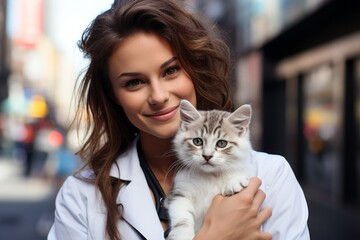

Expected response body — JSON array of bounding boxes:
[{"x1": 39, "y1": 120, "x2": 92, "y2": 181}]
[{"x1": 166, "y1": 99, "x2": 255, "y2": 240}]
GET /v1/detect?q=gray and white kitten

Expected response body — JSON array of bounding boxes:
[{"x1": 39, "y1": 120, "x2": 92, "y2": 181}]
[{"x1": 166, "y1": 99, "x2": 255, "y2": 240}]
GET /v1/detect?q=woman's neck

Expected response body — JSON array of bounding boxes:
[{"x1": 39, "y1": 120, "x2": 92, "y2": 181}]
[{"x1": 139, "y1": 133, "x2": 176, "y2": 193}]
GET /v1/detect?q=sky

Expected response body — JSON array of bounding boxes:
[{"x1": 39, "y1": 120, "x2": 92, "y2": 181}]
[{"x1": 48, "y1": 0, "x2": 114, "y2": 52}]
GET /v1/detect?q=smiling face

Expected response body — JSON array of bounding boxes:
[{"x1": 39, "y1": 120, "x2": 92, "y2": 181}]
[{"x1": 108, "y1": 32, "x2": 197, "y2": 140}]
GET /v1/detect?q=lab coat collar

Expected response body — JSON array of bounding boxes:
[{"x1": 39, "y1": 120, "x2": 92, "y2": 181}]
[
  {"x1": 110, "y1": 139, "x2": 165, "y2": 240},
  {"x1": 109, "y1": 139, "x2": 138, "y2": 182}
]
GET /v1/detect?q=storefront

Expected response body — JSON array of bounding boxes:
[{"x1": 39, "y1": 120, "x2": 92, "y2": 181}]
[
  {"x1": 274, "y1": 33, "x2": 360, "y2": 203},
  {"x1": 258, "y1": 0, "x2": 360, "y2": 204},
  {"x1": 197, "y1": 0, "x2": 360, "y2": 206}
]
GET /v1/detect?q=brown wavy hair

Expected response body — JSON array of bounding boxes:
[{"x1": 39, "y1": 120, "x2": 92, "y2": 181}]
[{"x1": 74, "y1": 0, "x2": 232, "y2": 239}]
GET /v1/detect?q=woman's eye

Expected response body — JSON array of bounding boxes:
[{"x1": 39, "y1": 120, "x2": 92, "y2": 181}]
[
  {"x1": 124, "y1": 79, "x2": 143, "y2": 88},
  {"x1": 164, "y1": 66, "x2": 180, "y2": 77},
  {"x1": 216, "y1": 140, "x2": 227, "y2": 148},
  {"x1": 193, "y1": 138, "x2": 203, "y2": 146}
]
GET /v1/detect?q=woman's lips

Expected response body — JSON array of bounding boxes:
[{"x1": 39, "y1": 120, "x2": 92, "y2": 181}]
[{"x1": 146, "y1": 106, "x2": 179, "y2": 121}]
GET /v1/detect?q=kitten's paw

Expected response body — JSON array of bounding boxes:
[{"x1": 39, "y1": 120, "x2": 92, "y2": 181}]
[{"x1": 221, "y1": 176, "x2": 250, "y2": 196}]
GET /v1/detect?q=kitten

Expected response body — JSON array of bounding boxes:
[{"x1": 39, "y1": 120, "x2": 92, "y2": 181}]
[{"x1": 166, "y1": 99, "x2": 255, "y2": 240}]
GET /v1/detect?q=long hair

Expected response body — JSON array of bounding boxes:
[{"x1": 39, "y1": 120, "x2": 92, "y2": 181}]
[{"x1": 75, "y1": 0, "x2": 232, "y2": 239}]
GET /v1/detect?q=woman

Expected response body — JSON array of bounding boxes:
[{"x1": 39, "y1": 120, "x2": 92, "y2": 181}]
[{"x1": 48, "y1": 0, "x2": 309, "y2": 239}]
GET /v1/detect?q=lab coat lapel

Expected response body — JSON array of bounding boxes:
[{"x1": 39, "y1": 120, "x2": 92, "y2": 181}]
[
  {"x1": 110, "y1": 141, "x2": 165, "y2": 240},
  {"x1": 119, "y1": 177, "x2": 164, "y2": 239}
]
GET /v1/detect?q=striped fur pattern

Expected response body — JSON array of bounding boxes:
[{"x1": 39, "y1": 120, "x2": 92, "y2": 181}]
[{"x1": 166, "y1": 99, "x2": 255, "y2": 240}]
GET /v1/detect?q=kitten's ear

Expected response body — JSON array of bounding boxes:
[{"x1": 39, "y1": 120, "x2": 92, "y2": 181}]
[
  {"x1": 179, "y1": 99, "x2": 201, "y2": 124},
  {"x1": 227, "y1": 104, "x2": 252, "y2": 128}
]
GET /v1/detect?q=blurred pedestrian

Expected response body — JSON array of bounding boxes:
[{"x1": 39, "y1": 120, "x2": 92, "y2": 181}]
[{"x1": 20, "y1": 121, "x2": 36, "y2": 177}]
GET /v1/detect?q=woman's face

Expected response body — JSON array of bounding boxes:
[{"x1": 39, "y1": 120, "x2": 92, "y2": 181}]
[{"x1": 108, "y1": 32, "x2": 196, "y2": 139}]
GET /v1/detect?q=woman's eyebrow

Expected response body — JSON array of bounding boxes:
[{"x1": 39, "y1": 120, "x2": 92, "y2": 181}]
[
  {"x1": 117, "y1": 72, "x2": 142, "y2": 79},
  {"x1": 160, "y1": 56, "x2": 178, "y2": 69},
  {"x1": 116, "y1": 56, "x2": 178, "y2": 80}
]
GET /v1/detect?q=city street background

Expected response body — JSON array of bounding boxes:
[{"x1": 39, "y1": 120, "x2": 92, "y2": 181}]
[{"x1": 1, "y1": 0, "x2": 360, "y2": 239}]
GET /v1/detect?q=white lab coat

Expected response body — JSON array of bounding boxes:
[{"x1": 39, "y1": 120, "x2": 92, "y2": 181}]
[{"x1": 48, "y1": 139, "x2": 310, "y2": 240}]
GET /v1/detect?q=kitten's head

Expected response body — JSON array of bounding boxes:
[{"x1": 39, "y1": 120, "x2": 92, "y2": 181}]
[{"x1": 173, "y1": 99, "x2": 252, "y2": 174}]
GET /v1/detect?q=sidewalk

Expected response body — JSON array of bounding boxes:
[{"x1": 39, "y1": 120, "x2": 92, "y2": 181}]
[
  {"x1": 307, "y1": 199, "x2": 360, "y2": 239},
  {"x1": 0, "y1": 157, "x2": 56, "y2": 240},
  {"x1": 0, "y1": 157, "x2": 54, "y2": 202}
]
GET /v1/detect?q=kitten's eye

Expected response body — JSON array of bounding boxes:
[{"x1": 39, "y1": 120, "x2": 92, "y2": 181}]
[
  {"x1": 216, "y1": 140, "x2": 228, "y2": 148},
  {"x1": 193, "y1": 138, "x2": 203, "y2": 146}
]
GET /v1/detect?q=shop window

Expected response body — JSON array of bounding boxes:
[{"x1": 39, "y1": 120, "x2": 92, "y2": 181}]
[{"x1": 303, "y1": 63, "x2": 339, "y2": 194}]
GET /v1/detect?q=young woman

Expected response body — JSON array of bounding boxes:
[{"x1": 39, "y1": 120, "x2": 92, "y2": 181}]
[{"x1": 48, "y1": 0, "x2": 309, "y2": 239}]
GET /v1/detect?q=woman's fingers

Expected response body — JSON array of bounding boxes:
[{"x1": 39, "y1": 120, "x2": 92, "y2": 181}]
[
  {"x1": 242, "y1": 177, "x2": 262, "y2": 197},
  {"x1": 232, "y1": 177, "x2": 265, "y2": 209},
  {"x1": 258, "y1": 206, "x2": 272, "y2": 220},
  {"x1": 257, "y1": 231, "x2": 273, "y2": 240},
  {"x1": 196, "y1": 176, "x2": 272, "y2": 240}
]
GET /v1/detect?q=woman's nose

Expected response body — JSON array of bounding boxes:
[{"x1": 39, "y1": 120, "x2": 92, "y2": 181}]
[{"x1": 148, "y1": 80, "x2": 169, "y2": 105}]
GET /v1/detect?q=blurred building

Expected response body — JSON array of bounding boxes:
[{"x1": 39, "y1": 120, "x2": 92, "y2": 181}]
[
  {"x1": 1, "y1": 0, "x2": 113, "y2": 156},
  {"x1": 256, "y1": 0, "x2": 359, "y2": 206},
  {"x1": 0, "y1": 0, "x2": 9, "y2": 103},
  {"x1": 197, "y1": 0, "x2": 360, "y2": 232}
]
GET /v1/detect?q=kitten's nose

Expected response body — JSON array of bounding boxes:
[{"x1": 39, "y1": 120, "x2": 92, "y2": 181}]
[{"x1": 202, "y1": 155, "x2": 213, "y2": 161}]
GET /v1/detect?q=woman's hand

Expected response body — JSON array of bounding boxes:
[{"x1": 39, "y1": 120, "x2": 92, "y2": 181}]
[{"x1": 194, "y1": 177, "x2": 272, "y2": 240}]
